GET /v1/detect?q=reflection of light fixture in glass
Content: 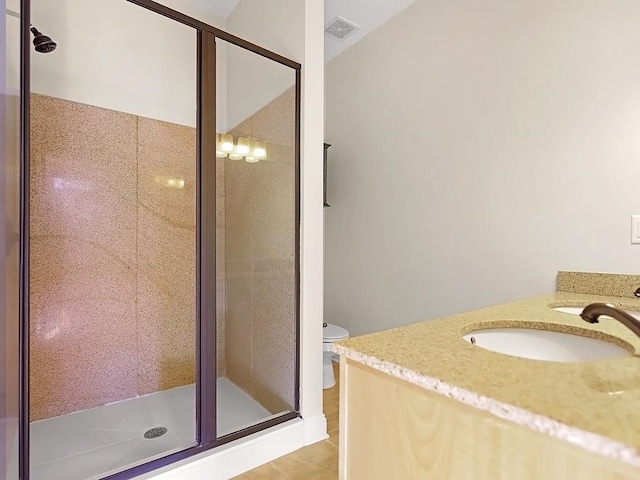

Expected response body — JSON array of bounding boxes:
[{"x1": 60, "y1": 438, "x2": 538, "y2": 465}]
[
  {"x1": 253, "y1": 139, "x2": 267, "y2": 159},
  {"x1": 216, "y1": 134, "x2": 228, "y2": 158},
  {"x1": 156, "y1": 176, "x2": 185, "y2": 189},
  {"x1": 220, "y1": 134, "x2": 234, "y2": 152},
  {"x1": 215, "y1": 133, "x2": 268, "y2": 163},
  {"x1": 166, "y1": 178, "x2": 185, "y2": 188},
  {"x1": 229, "y1": 147, "x2": 243, "y2": 160},
  {"x1": 237, "y1": 137, "x2": 251, "y2": 155}
]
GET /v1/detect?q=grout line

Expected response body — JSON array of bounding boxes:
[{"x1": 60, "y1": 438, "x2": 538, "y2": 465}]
[
  {"x1": 269, "y1": 460, "x2": 291, "y2": 479},
  {"x1": 135, "y1": 115, "x2": 140, "y2": 392}
]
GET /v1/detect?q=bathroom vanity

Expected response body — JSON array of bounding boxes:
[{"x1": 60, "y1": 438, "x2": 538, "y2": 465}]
[{"x1": 334, "y1": 272, "x2": 640, "y2": 480}]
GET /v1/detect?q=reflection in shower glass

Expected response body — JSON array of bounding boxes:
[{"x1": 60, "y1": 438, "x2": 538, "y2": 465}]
[
  {"x1": 28, "y1": 1, "x2": 198, "y2": 478},
  {"x1": 215, "y1": 38, "x2": 298, "y2": 438}
]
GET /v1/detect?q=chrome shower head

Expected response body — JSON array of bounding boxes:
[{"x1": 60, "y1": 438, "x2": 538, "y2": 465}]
[{"x1": 30, "y1": 26, "x2": 56, "y2": 53}]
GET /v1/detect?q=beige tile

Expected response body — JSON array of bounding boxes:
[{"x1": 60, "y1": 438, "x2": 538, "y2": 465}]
[
  {"x1": 216, "y1": 271, "x2": 227, "y2": 377},
  {"x1": 216, "y1": 191, "x2": 226, "y2": 229},
  {"x1": 217, "y1": 226, "x2": 226, "y2": 269},
  {"x1": 252, "y1": 259, "x2": 295, "y2": 275},
  {"x1": 225, "y1": 272, "x2": 253, "y2": 394},
  {"x1": 29, "y1": 237, "x2": 138, "y2": 420},
  {"x1": 324, "y1": 401, "x2": 340, "y2": 435},
  {"x1": 226, "y1": 259, "x2": 252, "y2": 276},
  {"x1": 225, "y1": 158, "x2": 252, "y2": 262},
  {"x1": 251, "y1": 88, "x2": 296, "y2": 147},
  {"x1": 231, "y1": 462, "x2": 286, "y2": 480},
  {"x1": 29, "y1": 95, "x2": 139, "y2": 420},
  {"x1": 223, "y1": 144, "x2": 252, "y2": 387},
  {"x1": 135, "y1": 203, "x2": 196, "y2": 310},
  {"x1": 29, "y1": 94, "x2": 137, "y2": 265},
  {"x1": 229, "y1": 117, "x2": 252, "y2": 139},
  {"x1": 262, "y1": 143, "x2": 295, "y2": 167},
  {"x1": 250, "y1": 270, "x2": 297, "y2": 413},
  {"x1": 216, "y1": 154, "x2": 226, "y2": 197},
  {"x1": 327, "y1": 429, "x2": 339, "y2": 448},
  {"x1": 225, "y1": 220, "x2": 252, "y2": 264},
  {"x1": 251, "y1": 162, "x2": 295, "y2": 263},
  {"x1": 136, "y1": 117, "x2": 197, "y2": 395},
  {"x1": 136, "y1": 257, "x2": 196, "y2": 394},
  {"x1": 137, "y1": 116, "x2": 196, "y2": 227},
  {"x1": 324, "y1": 364, "x2": 341, "y2": 442},
  {"x1": 272, "y1": 440, "x2": 339, "y2": 480},
  {"x1": 223, "y1": 87, "x2": 298, "y2": 415},
  {"x1": 216, "y1": 149, "x2": 227, "y2": 376}
]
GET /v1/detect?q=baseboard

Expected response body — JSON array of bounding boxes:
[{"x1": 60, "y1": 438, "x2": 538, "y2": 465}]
[
  {"x1": 303, "y1": 412, "x2": 329, "y2": 445},
  {"x1": 141, "y1": 418, "x2": 305, "y2": 480}
]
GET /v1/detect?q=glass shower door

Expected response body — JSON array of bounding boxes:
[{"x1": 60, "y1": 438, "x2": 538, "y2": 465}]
[
  {"x1": 215, "y1": 38, "x2": 299, "y2": 438},
  {"x1": 27, "y1": 1, "x2": 198, "y2": 478}
]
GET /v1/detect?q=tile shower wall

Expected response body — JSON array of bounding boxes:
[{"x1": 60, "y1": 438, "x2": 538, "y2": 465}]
[
  {"x1": 29, "y1": 94, "x2": 225, "y2": 421},
  {"x1": 225, "y1": 88, "x2": 296, "y2": 414},
  {"x1": 136, "y1": 117, "x2": 197, "y2": 395}
]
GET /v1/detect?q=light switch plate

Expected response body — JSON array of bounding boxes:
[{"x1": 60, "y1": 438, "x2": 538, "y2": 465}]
[{"x1": 632, "y1": 215, "x2": 640, "y2": 244}]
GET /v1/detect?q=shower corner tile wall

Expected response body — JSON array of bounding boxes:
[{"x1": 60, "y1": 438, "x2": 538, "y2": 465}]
[
  {"x1": 225, "y1": 88, "x2": 297, "y2": 414},
  {"x1": 29, "y1": 94, "x2": 226, "y2": 420},
  {"x1": 136, "y1": 117, "x2": 197, "y2": 396},
  {"x1": 217, "y1": 156, "x2": 227, "y2": 377}
]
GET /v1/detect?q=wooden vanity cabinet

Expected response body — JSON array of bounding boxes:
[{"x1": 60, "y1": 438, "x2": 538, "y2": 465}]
[{"x1": 339, "y1": 357, "x2": 639, "y2": 480}]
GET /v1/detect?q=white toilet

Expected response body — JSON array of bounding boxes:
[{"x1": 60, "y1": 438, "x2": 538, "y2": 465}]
[{"x1": 323, "y1": 323, "x2": 349, "y2": 389}]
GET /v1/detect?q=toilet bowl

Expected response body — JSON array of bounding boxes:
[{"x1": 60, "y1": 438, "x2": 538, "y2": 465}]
[{"x1": 323, "y1": 323, "x2": 349, "y2": 389}]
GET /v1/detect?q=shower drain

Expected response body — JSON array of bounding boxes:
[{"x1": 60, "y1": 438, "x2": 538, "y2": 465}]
[{"x1": 144, "y1": 427, "x2": 168, "y2": 439}]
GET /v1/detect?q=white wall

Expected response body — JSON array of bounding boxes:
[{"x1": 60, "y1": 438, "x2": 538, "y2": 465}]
[
  {"x1": 299, "y1": 0, "x2": 326, "y2": 444},
  {"x1": 27, "y1": 0, "x2": 226, "y2": 127},
  {"x1": 325, "y1": 0, "x2": 640, "y2": 336},
  {"x1": 224, "y1": 0, "x2": 299, "y2": 129}
]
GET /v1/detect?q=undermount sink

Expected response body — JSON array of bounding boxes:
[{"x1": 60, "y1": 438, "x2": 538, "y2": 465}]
[
  {"x1": 463, "y1": 326, "x2": 631, "y2": 362},
  {"x1": 552, "y1": 306, "x2": 640, "y2": 320}
]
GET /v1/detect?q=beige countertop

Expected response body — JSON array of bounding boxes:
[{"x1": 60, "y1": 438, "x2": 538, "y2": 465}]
[{"x1": 334, "y1": 281, "x2": 640, "y2": 467}]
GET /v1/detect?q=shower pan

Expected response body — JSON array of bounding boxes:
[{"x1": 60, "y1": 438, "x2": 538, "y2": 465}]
[{"x1": 7, "y1": 1, "x2": 302, "y2": 479}]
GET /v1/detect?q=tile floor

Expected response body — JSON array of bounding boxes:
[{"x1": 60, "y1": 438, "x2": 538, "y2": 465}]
[{"x1": 233, "y1": 363, "x2": 340, "y2": 479}]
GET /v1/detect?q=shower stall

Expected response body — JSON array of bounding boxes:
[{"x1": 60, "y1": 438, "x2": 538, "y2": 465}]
[{"x1": 3, "y1": 0, "x2": 301, "y2": 479}]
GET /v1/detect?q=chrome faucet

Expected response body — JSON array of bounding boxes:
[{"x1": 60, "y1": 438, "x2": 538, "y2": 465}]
[{"x1": 580, "y1": 303, "x2": 640, "y2": 338}]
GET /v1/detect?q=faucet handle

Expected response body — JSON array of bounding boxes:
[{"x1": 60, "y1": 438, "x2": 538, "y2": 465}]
[{"x1": 635, "y1": 287, "x2": 640, "y2": 298}]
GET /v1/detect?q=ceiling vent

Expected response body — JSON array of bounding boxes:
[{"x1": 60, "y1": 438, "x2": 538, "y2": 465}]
[{"x1": 324, "y1": 16, "x2": 359, "y2": 41}]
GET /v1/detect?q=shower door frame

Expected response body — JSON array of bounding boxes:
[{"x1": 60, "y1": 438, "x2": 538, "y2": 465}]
[{"x1": 18, "y1": 0, "x2": 302, "y2": 479}]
